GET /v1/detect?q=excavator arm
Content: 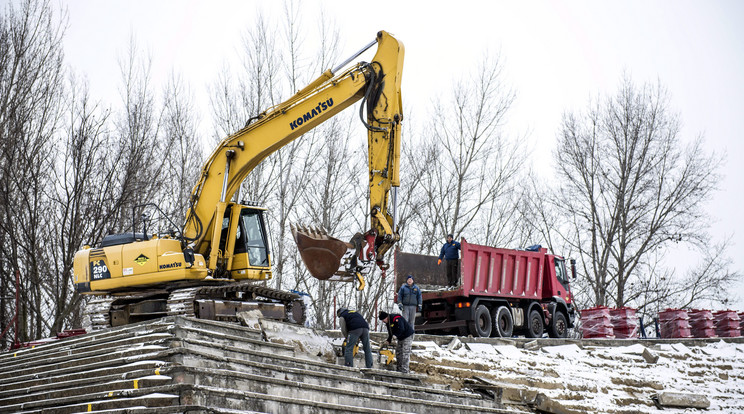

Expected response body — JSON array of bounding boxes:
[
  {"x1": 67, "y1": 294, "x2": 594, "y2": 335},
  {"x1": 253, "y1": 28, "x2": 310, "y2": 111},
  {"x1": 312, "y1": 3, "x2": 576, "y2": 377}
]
[{"x1": 183, "y1": 31, "x2": 404, "y2": 285}]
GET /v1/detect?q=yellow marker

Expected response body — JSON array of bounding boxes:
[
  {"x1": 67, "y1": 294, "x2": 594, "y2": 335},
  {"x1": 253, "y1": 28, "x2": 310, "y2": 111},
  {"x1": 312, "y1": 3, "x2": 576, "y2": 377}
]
[
  {"x1": 13, "y1": 353, "x2": 16, "y2": 357},
  {"x1": 87, "y1": 404, "x2": 92, "y2": 411},
  {"x1": 108, "y1": 391, "x2": 113, "y2": 397},
  {"x1": 133, "y1": 379, "x2": 138, "y2": 389},
  {"x1": 31, "y1": 345, "x2": 35, "y2": 349},
  {"x1": 155, "y1": 368, "x2": 160, "y2": 375}
]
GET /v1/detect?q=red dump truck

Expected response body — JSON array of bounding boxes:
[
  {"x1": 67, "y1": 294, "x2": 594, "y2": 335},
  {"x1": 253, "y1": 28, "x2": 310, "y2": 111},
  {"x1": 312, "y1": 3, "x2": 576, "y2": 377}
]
[{"x1": 394, "y1": 239, "x2": 577, "y2": 338}]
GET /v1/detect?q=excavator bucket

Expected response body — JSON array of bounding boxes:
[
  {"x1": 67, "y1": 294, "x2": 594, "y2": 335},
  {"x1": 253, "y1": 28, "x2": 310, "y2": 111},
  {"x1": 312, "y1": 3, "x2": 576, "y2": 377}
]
[{"x1": 291, "y1": 225, "x2": 353, "y2": 281}]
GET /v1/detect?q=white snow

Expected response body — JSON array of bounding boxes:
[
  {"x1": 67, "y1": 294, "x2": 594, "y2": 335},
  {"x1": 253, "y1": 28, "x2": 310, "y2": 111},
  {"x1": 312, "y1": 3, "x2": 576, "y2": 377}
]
[{"x1": 411, "y1": 338, "x2": 744, "y2": 413}]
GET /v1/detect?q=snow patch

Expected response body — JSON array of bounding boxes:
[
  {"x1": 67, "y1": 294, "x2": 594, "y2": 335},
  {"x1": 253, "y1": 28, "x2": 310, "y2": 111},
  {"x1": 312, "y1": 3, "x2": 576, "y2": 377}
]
[
  {"x1": 492, "y1": 345, "x2": 523, "y2": 359},
  {"x1": 542, "y1": 344, "x2": 584, "y2": 359}
]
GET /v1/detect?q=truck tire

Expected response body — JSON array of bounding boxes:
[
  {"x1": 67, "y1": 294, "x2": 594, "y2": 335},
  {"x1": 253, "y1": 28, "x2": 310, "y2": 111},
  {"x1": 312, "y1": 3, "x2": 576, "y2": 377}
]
[
  {"x1": 549, "y1": 311, "x2": 568, "y2": 338},
  {"x1": 526, "y1": 309, "x2": 544, "y2": 338},
  {"x1": 468, "y1": 304, "x2": 492, "y2": 337},
  {"x1": 491, "y1": 306, "x2": 514, "y2": 338}
]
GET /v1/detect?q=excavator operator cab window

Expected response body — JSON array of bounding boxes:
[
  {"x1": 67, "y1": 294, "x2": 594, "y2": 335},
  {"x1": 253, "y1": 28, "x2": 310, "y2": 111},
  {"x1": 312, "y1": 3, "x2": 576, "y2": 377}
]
[{"x1": 239, "y1": 208, "x2": 270, "y2": 266}]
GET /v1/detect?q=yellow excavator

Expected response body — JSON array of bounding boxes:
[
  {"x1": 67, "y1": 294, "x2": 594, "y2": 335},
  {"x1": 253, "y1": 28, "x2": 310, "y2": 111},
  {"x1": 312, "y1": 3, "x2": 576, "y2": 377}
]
[{"x1": 73, "y1": 31, "x2": 404, "y2": 329}]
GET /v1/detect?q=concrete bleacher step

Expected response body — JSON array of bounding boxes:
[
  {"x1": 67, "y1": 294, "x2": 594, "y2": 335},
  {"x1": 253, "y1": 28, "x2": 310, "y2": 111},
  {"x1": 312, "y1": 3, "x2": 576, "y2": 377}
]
[
  {"x1": 0, "y1": 365, "x2": 172, "y2": 403},
  {"x1": 0, "y1": 321, "x2": 174, "y2": 371},
  {"x1": 174, "y1": 316, "x2": 264, "y2": 341},
  {"x1": 14, "y1": 384, "x2": 184, "y2": 414},
  {"x1": 173, "y1": 348, "x2": 486, "y2": 407},
  {"x1": 3, "y1": 374, "x2": 174, "y2": 408},
  {"x1": 0, "y1": 316, "x2": 514, "y2": 413},
  {"x1": 0, "y1": 343, "x2": 175, "y2": 390},
  {"x1": 174, "y1": 365, "x2": 508, "y2": 413},
  {"x1": 173, "y1": 325, "x2": 296, "y2": 358},
  {"x1": 182, "y1": 384, "x2": 516, "y2": 414}
]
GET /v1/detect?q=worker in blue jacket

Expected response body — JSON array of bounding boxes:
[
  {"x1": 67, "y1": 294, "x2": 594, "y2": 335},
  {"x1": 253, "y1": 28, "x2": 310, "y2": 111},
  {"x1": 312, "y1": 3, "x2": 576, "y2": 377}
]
[
  {"x1": 337, "y1": 308, "x2": 373, "y2": 368},
  {"x1": 379, "y1": 310, "x2": 414, "y2": 373},
  {"x1": 397, "y1": 274, "x2": 422, "y2": 325},
  {"x1": 438, "y1": 234, "x2": 461, "y2": 287}
]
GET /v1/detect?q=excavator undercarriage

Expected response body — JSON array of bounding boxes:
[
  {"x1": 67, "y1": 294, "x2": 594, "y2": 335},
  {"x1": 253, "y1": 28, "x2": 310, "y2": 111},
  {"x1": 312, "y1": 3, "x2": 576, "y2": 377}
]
[{"x1": 83, "y1": 281, "x2": 305, "y2": 332}]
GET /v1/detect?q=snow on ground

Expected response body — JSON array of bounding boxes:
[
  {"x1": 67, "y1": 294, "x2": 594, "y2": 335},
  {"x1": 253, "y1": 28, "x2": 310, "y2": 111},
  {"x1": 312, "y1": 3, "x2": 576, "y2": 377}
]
[
  {"x1": 257, "y1": 319, "x2": 743, "y2": 413},
  {"x1": 409, "y1": 338, "x2": 744, "y2": 413}
]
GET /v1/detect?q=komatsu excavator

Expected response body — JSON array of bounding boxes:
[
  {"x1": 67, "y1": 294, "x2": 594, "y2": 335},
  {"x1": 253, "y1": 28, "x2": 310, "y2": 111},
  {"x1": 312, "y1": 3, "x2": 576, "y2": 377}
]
[{"x1": 73, "y1": 31, "x2": 404, "y2": 329}]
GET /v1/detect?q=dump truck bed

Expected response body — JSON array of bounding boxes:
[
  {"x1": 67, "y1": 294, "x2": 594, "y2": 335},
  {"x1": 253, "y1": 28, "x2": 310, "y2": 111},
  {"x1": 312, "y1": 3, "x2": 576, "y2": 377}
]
[{"x1": 395, "y1": 240, "x2": 548, "y2": 301}]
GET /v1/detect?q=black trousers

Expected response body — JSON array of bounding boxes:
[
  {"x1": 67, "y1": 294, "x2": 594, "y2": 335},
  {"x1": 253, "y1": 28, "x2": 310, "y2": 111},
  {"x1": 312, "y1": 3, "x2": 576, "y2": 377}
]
[{"x1": 446, "y1": 259, "x2": 459, "y2": 286}]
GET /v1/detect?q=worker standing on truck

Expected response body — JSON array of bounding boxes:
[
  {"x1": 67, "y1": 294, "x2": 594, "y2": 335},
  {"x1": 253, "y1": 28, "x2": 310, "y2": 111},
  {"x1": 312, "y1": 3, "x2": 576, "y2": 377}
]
[
  {"x1": 379, "y1": 310, "x2": 415, "y2": 373},
  {"x1": 337, "y1": 308, "x2": 374, "y2": 369},
  {"x1": 397, "y1": 274, "x2": 422, "y2": 325},
  {"x1": 438, "y1": 234, "x2": 461, "y2": 287}
]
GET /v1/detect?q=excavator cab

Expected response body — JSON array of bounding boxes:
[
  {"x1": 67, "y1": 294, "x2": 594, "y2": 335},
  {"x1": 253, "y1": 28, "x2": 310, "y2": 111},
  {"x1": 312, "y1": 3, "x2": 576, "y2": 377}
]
[{"x1": 216, "y1": 203, "x2": 273, "y2": 281}]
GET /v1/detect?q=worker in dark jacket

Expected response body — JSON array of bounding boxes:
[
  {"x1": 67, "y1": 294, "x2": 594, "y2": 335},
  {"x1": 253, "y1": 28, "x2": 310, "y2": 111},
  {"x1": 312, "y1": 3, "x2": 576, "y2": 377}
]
[
  {"x1": 379, "y1": 310, "x2": 414, "y2": 373},
  {"x1": 438, "y1": 234, "x2": 461, "y2": 287},
  {"x1": 397, "y1": 274, "x2": 422, "y2": 325},
  {"x1": 337, "y1": 308, "x2": 373, "y2": 368}
]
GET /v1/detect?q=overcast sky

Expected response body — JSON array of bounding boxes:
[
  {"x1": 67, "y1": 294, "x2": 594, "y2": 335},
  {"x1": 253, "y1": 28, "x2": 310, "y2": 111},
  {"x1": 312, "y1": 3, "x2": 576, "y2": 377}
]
[{"x1": 59, "y1": 0, "x2": 744, "y2": 308}]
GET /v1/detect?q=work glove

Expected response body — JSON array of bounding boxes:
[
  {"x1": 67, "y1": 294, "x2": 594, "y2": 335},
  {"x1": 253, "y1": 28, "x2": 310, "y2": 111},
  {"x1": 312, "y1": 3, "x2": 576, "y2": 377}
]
[
  {"x1": 417, "y1": 305, "x2": 422, "y2": 312},
  {"x1": 397, "y1": 303, "x2": 403, "y2": 311},
  {"x1": 437, "y1": 259, "x2": 442, "y2": 265}
]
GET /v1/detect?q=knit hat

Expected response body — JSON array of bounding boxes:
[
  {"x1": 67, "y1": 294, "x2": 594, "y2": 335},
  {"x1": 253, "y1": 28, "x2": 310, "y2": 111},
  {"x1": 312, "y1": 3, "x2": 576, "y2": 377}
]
[
  {"x1": 336, "y1": 308, "x2": 347, "y2": 317},
  {"x1": 406, "y1": 274, "x2": 413, "y2": 281},
  {"x1": 378, "y1": 310, "x2": 389, "y2": 320},
  {"x1": 447, "y1": 234, "x2": 453, "y2": 238}
]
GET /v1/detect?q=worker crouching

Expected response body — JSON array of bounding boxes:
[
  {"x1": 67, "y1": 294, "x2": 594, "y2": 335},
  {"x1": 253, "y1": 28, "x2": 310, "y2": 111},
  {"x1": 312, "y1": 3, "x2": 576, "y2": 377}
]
[{"x1": 379, "y1": 310, "x2": 414, "y2": 373}]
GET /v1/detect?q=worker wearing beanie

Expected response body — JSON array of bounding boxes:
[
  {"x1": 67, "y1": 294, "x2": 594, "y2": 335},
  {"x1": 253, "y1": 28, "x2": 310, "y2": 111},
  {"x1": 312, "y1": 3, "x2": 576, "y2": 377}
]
[
  {"x1": 437, "y1": 234, "x2": 461, "y2": 287},
  {"x1": 379, "y1": 309, "x2": 415, "y2": 373},
  {"x1": 337, "y1": 308, "x2": 373, "y2": 368},
  {"x1": 397, "y1": 274, "x2": 422, "y2": 325}
]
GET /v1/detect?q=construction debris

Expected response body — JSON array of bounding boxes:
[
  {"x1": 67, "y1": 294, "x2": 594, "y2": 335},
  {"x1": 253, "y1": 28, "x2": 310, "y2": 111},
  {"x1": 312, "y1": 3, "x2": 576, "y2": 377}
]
[{"x1": 653, "y1": 391, "x2": 711, "y2": 409}]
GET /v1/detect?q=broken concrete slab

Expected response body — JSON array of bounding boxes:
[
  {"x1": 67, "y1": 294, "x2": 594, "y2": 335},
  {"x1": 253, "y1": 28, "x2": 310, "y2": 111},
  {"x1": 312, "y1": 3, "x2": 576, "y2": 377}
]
[
  {"x1": 258, "y1": 318, "x2": 335, "y2": 358},
  {"x1": 642, "y1": 347, "x2": 659, "y2": 364},
  {"x1": 653, "y1": 391, "x2": 711, "y2": 409},
  {"x1": 523, "y1": 340, "x2": 539, "y2": 350},
  {"x1": 446, "y1": 336, "x2": 462, "y2": 351},
  {"x1": 533, "y1": 392, "x2": 586, "y2": 414}
]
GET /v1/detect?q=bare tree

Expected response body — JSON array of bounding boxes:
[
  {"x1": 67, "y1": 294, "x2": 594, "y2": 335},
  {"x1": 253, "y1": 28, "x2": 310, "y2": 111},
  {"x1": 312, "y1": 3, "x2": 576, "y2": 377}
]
[
  {"x1": 48, "y1": 74, "x2": 112, "y2": 333},
  {"x1": 109, "y1": 36, "x2": 165, "y2": 234},
  {"x1": 554, "y1": 75, "x2": 734, "y2": 309},
  {"x1": 400, "y1": 53, "x2": 525, "y2": 254},
  {"x1": 159, "y1": 72, "x2": 203, "y2": 222},
  {"x1": 0, "y1": 0, "x2": 66, "y2": 346}
]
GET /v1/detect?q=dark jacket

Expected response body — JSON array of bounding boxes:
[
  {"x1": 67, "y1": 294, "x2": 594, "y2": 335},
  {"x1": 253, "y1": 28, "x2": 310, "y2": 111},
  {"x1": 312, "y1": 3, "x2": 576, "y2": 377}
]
[
  {"x1": 385, "y1": 313, "x2": 414, "y2": 342},
  {"x1": 338, "y1": 309, "x2": 369, "y2": 336},
  {"x1": 439, "y1": 240, "x2": 461, "y2": 261},
  {"x1": 398, "y1": 283, "x2": 422, "y2": 306}
]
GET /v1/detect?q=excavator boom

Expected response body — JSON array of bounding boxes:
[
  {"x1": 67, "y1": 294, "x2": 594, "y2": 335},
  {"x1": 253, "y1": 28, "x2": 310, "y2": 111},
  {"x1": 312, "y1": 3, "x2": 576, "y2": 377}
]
[
  {"x1": 73, "y1": 31, "x2": 404, "y2": 331},
  {"x1": 183, "y1": 30, "x2": 404, "y2": 284}
]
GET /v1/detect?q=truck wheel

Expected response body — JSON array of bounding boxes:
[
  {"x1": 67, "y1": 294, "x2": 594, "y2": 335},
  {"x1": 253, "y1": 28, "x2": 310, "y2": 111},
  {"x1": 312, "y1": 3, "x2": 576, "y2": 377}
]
[
  {"x1": 468, "y1": 304, "x2": 492, "y2": 337},
  {"x1": 526, "y1": 309, "x2": 544, "y2": 338},
  {"x1": 549, "y1": 311, "x2": 568, "y2": 338},
  {"x1": 491, "y1": 306, "x2": 514, "y2": 338}
]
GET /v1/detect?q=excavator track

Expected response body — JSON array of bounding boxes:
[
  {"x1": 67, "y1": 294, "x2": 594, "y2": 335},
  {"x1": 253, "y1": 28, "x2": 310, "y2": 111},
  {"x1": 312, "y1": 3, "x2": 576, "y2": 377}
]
[
  {"x1": 82, "y1": 296, "x2": 114, "y2": 332},
  {"x1": 83, "y1": 281, "x2": 305, "y2": 330}
]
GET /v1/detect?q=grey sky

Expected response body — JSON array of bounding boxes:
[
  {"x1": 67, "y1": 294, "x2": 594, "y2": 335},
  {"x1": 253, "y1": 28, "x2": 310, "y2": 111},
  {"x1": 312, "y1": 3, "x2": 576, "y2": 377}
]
[{"x1": 61, "y1": 0, "x2": 744, "y2": 308}]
